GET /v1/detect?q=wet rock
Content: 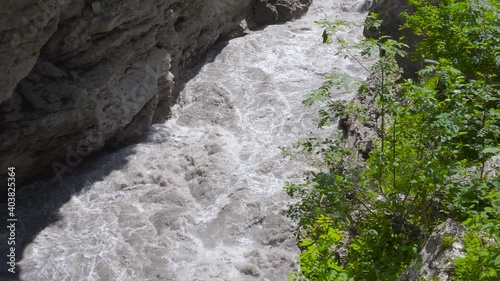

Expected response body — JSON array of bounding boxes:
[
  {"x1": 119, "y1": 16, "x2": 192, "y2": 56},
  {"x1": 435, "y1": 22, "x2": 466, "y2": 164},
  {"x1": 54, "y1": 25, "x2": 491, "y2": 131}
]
[
  {"x1": 253, "y1": 0, "x2": 312, "y2": 26},
  {"x1": 341, "y1": 0, "x2": 374, "y2": 13},
  {"x1": 236, "y1": 262, "x2": 260, "y2": 276}
]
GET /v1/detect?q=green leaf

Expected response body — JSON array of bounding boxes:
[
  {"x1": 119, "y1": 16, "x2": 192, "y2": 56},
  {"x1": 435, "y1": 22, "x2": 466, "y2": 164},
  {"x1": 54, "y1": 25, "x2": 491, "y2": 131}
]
[
  {"x1": 482, "y1": 147, "x2": 500, "y2": 155},
  {"x1": 322, "y1": 30, "x2": 330, "y2": 44},
  {"x1": 494, "y1": 255, "x2": 500, "y2": 266}
]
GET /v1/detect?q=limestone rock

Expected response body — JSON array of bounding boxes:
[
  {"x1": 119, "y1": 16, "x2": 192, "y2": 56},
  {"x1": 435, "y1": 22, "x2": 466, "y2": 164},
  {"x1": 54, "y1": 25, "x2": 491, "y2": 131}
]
[
  {"x1": 0, "y1": 0, "x2": 311, "y2": 186},
  {"x1": 91, "y1": 1, "x2": 102, "y2": 14},
  {"x1": 397, "y1": 219, "x2": 466, "y2": 281},
  {"x1": 253, "y1": 0, "x2": 312, "y2": 26},
  {"x1": 0, "y1": 0, "x2": 61, "y2": 105},
  {"x1": 339, "y1": 73, "x2": 379, "y2": 159},
  {"x1": 363, "y1": 0, "x2": 423, "y2": 77}
]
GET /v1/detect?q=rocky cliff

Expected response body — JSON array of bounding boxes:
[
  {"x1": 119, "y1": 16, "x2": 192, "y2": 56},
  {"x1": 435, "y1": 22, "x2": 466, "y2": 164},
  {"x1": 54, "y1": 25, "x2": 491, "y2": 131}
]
[
  {"x1": 363, "y1": 0, "x2": 422, "y2": 77},
  {"x1": 0, "y1": 0, "x2": 311, "y2": 186}
]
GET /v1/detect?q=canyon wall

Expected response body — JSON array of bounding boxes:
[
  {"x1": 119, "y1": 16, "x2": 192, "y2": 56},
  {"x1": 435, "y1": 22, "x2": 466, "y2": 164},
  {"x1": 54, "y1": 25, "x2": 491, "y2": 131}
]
[
  {"x1": 363, "y1": 0, "x2": 422, "y2": 77},
  {"x1": 0, "y1": 0, "x2": 311, "y2": 185}
]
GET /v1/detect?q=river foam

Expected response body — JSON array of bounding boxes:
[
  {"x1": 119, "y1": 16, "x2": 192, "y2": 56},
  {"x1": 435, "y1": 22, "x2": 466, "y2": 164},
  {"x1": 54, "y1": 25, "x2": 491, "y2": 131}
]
[{"x1": 6, "y1": 1, "x2": 372, "y2": 280}]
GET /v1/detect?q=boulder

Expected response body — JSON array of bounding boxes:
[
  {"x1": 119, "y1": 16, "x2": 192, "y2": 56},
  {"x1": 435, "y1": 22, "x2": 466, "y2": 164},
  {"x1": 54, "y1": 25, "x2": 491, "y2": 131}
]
[
  {"x1": 397, "y1": 219, "x2": 466, "y2": 281},
  {"x1": 253, "y1": 0, "x2": 312, "y2": 26}
]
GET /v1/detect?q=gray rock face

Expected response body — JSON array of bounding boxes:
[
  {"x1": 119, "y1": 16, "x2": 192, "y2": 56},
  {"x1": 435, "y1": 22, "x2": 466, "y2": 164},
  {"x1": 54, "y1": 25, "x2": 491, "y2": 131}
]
[
  {"x1": 339, "y1": 73, "x2": 379, "y2": 159},
  {"x1": 363, "y1": 0, "x2": 408, "y2": 39},
  {"x1": 397, "y1": 219, "x2": 466, "y2": 281},
  {"x1": 363, "y1": 0, "x2": 422, "y2": 77},
  {"x1": 0, "y1": 0, "x2": 311, "y2": 185},
  {"x1": 0, "y1": 0, "x2": 61, "y2": 105},
  {"x1": 253, "y1": 0, "x2": 312, "y2": 25}
]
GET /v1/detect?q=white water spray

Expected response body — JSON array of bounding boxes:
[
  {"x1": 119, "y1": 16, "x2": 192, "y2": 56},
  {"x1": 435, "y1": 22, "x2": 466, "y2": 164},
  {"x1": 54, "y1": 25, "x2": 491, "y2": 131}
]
[{"x1": 12, "y1": 1, "x2": 372, "y2": 280}]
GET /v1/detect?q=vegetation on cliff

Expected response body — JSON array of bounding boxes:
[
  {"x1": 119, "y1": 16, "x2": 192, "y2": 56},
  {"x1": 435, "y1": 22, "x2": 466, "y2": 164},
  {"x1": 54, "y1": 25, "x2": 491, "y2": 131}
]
[{"x1": 284, "y1": 0, "x2": 500, "y2": 280}]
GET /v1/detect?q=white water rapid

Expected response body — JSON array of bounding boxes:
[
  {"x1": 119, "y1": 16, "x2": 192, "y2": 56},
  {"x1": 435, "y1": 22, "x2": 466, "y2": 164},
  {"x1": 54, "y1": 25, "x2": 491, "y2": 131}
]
[{"x1": 5, "y1": 1, "x2": 373, "y2": 280}]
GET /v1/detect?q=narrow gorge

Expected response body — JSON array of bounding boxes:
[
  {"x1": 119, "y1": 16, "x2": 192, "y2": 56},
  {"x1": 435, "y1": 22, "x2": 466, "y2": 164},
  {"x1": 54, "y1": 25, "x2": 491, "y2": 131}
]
[
  {"x1": 0, "y1": 0, "x2": 312, "y2": 185},
  {"x1": 0, "y1": 0, "x2": 374, "y2": 280}
]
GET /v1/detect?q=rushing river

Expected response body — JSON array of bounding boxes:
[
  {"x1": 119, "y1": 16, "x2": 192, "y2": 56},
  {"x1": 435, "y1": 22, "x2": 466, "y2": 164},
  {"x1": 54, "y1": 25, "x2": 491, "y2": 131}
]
[{"x1": 2, "y1": 1, "x2": 372, "y2": 280}]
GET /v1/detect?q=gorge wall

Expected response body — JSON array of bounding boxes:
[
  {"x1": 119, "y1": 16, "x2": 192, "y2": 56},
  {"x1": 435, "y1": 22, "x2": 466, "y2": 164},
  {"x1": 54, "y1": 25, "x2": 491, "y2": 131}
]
[
  {"x1": 0, "y1": 0, "x2": 311, "y2": 186},
  {"x1": 362, "y1": 0, "x2": 422, "y2": 77}
]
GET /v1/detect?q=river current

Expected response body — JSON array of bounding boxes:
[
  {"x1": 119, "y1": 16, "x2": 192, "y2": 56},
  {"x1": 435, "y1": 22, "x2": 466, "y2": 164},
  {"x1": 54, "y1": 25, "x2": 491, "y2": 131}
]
[{"x1": 4, "y1": 1, "x2": 372, "y2": 280}]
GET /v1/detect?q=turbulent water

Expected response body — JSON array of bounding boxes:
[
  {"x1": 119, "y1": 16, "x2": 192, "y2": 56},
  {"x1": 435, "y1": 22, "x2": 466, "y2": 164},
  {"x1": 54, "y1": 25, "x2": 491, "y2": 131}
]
[{"x1": 2, "y1": 1, "x2": 372, "y2": 280}]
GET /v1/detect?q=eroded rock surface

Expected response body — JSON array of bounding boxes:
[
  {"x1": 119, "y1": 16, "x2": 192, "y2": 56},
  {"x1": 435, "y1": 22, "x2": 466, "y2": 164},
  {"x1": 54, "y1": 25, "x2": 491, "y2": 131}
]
[
  {"x1": 339, "y1": 73, "x2": 379, "y2": 159},
  {"x1": 0, "y1": 0, "x2": 311, "y2": 186},
  {"x1": 363, "y1": 0, "x2": 422, "y2": 77},
  {"x1": 397, "y1": 219, "x2": 466, "y2": 281},
  {"x1": 253, "y1": 0, "x2": 312, "y2": 25}
]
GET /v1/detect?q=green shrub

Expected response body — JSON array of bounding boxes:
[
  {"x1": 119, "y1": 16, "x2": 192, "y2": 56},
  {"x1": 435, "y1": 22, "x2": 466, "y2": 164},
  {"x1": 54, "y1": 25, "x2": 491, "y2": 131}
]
[
  {"x1": 441, "y1": 235, "x2": 455, "y2": 249},
  {"x1": 283, "y1": 1, "x2": 500, "y2": 280}
]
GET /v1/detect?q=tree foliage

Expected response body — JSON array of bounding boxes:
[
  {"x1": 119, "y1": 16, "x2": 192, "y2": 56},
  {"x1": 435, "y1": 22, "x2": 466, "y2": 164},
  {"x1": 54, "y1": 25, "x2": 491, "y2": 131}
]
[{"x1": 283, "y1": 1, "x2": 500, "y2": 280}]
